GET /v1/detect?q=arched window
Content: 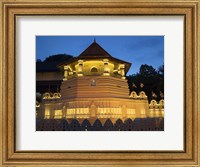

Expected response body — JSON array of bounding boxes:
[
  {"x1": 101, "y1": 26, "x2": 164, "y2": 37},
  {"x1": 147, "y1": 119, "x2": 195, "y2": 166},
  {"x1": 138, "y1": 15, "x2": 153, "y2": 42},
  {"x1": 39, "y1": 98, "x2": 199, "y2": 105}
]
[
  {"x1": 91, "y1": 67, "x2": 98, "y2": 72},
  {"x1": 54, "y1": 110, "x2": 62, "y2": 119}
]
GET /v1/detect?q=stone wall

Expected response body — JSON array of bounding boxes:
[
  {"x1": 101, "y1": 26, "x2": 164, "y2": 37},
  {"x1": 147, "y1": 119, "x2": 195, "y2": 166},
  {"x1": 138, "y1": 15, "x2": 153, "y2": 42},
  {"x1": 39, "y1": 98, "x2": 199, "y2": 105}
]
[{"x1": 36, "y1": 118, "x2": 164, "y2": 131}]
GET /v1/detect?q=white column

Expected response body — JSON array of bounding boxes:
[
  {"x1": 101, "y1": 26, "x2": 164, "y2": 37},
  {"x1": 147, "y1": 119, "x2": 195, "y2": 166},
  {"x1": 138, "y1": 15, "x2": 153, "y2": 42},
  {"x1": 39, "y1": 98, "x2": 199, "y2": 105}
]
[
  {"x1": 120, "y1": 64, "x2": 125, "y2": 79},
  {"x1": 63, "y1": 66, "x2": 69, "y2": 81},
  {"x1": 77, "y1": 60, "x2": 83, "y2": 76},
  {"x1": 103, "y1": 59, "x2": 110, "y2": 76}
]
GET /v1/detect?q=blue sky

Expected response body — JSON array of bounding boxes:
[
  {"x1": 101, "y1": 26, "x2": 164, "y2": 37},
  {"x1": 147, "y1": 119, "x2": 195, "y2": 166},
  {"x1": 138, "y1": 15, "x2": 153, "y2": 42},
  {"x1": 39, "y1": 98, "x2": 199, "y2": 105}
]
[{"x1": 36, "y1": 36, "x2": 164, "y2": 75}]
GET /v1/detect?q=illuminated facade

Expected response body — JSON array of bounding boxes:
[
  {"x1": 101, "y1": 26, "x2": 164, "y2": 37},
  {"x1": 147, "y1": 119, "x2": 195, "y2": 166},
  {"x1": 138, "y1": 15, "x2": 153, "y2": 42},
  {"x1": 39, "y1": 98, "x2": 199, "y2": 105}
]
[{"x1": 37, "y1": 40, "x2": 164, "y2": 123}]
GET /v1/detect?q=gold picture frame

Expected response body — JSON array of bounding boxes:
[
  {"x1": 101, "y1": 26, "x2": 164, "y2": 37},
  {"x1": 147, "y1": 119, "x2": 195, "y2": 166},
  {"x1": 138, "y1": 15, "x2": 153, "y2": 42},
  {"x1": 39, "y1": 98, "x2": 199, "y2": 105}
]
[{"x1": 0, "y1": 0, "x2": 199, "y2": 166}]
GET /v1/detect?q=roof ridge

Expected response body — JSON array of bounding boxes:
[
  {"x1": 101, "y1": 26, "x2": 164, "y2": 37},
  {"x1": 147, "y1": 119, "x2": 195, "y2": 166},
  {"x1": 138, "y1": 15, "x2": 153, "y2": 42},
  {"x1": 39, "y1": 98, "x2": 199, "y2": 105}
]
[{"x1": 78, "y1": 41, "x2": 112, "y2": 58}]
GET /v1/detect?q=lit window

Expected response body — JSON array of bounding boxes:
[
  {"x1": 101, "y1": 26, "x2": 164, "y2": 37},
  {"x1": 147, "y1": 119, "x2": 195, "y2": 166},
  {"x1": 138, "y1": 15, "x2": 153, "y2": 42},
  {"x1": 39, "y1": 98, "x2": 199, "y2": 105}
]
[
  {"x1": 54, "y1": 110, "x2": 62, "y2": 119},
  {"x1": 44, "y1": 110, "x2": 50, "y2": 119},
  {"x1": 91, "y1": 67, "x2": 98, "y2": 72}
]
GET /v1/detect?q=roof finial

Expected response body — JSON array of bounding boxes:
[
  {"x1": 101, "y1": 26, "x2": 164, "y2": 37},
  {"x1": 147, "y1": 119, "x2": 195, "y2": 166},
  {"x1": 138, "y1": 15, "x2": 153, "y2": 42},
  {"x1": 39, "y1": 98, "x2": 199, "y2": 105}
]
[{"x1": 94, "y1": 38, "x2": 96, "y2": 43}]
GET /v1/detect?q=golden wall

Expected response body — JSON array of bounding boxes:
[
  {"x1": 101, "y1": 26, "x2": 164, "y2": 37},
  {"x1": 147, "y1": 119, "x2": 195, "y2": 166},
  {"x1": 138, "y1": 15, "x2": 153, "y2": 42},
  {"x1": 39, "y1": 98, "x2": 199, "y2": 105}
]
[
  {"x1": 60, "y1": 76, "x2": 130, "y2": 99},
  {"x1": 37, "y1": 59, "x2": 164, "y2": 124}
]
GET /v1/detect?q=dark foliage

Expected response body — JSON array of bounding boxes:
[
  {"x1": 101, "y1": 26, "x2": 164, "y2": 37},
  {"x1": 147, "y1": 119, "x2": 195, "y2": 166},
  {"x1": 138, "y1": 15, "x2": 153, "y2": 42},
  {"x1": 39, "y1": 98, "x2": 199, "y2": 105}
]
[
  {"x1": 36, "y1": 54, "x2": 74, "y2": 73},
  {"x1": 43, "y1": 54, "x2": 73, "y2": 63},
  {"x1": 127, "y1": 64, "x2": 164, "y2": 102}
]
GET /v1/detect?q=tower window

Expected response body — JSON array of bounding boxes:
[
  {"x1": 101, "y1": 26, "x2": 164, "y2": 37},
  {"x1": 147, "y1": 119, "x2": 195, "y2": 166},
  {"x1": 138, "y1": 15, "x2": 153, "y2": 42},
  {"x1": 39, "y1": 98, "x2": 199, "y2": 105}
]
[{"x1": 91, "y1": 67, "x2": 98, "y2": 72}]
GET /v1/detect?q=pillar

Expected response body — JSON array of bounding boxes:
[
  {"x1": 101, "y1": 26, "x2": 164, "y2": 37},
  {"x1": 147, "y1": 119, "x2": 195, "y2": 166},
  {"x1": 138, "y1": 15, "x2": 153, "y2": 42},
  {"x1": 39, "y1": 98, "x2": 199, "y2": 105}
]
[
  {"x1": 63, "y1": 66, "x2": 69, "y2": 81},
  {"x1": 62, "y1": 106, "x2": 66, "y2": 118},
  {"x1": 103, "y1": 59, "x2": 110, "y2": 76},
  {"x1": 119, "y1": 64, "x2": 125, "y2": 79},
  {"x1": 77, "y1": 60, "x2": 83, "y2": 76},
  {"x1": 122, "y1": 104, "x2": 127, "y2": 121}
]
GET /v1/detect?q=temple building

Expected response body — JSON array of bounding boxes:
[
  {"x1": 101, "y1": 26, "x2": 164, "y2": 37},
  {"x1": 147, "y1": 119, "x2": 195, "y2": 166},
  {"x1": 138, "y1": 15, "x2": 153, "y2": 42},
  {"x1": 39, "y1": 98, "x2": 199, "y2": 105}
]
[{"x1": 37, "y1": 40, "x2": 164, "y2": 124}]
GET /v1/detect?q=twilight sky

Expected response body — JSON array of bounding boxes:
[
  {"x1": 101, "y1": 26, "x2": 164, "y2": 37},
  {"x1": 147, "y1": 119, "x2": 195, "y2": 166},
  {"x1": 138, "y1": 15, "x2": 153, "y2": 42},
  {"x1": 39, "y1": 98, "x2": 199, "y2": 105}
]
[{"x1": 36, "y1": 36, "x2": 164, "y2": 75}]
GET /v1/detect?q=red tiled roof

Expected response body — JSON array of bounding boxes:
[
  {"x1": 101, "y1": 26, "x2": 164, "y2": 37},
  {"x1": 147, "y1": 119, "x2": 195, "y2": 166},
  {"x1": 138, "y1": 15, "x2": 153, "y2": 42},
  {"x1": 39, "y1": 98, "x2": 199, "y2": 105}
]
[
  {"x1": 78, "y1": 41, "x2": 112, "y2": 58},
  {"x1": 57, "y1": 41, "x2": 132, "y2": 73}
]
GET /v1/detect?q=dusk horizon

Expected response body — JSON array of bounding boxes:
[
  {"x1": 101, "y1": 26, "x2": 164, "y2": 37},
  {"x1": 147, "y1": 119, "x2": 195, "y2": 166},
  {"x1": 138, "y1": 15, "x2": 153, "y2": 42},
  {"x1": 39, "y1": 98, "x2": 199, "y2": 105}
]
[{"x1": 36, "y1": 36, "x2": 164, "y2": 75}]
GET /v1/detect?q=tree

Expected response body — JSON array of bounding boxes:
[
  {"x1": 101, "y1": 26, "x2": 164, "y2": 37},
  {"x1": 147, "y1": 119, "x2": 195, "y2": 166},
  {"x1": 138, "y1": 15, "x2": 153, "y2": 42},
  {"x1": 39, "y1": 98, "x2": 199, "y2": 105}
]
[
  {"x1": 127, "y1": 64, "x2": 164, "y2": 102},
  {"x1": 36, "y1": 59, "x2": 42, "y2": 62},
  {"x1": 43, "y1": 54, "x2": 73, "y2": 62},
  {"x1": 139, "y1": 64, "x2": 158, "y2": 78},
  {"x1": 158, "y1": 64, "x2": 164, "y2": 76}
]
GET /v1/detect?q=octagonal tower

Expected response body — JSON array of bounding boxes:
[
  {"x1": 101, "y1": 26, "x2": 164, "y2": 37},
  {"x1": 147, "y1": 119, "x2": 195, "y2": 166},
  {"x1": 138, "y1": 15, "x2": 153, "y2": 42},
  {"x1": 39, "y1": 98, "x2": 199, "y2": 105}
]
[{"x1": 39, "y1": 40, "x2": 149, "y2": 123}]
